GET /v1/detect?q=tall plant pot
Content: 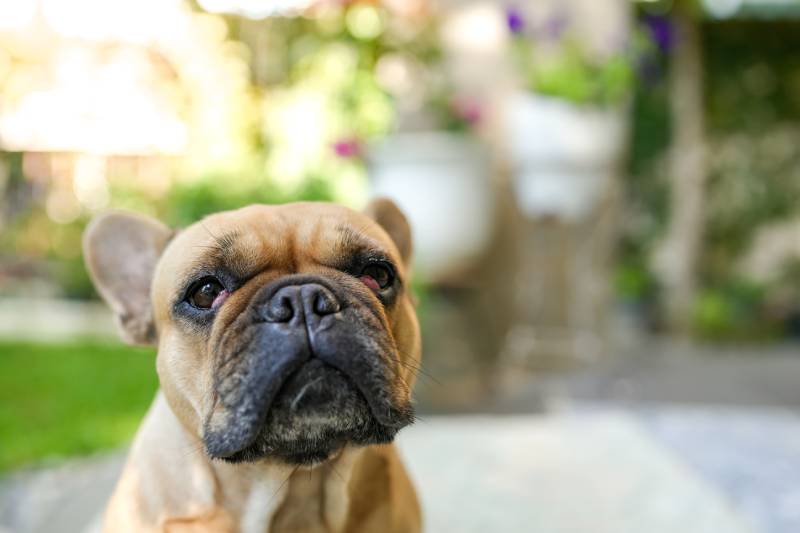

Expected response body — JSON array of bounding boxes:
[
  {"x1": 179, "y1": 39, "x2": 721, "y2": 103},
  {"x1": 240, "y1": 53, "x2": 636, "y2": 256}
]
[
  {"x1": 506, "y1": 93, "x2": 626, "y2": 221},
  {"x1": 503, "y1": 92, "x2": 627, "y2": 369},
  {"x1": 367, "y1": 131, "x2": 494, "y2": 282}
]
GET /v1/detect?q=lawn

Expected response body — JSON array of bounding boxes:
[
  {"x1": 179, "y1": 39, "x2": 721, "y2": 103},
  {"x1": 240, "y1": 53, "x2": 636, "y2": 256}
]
[{"x1": 0, "y1": 338, "x2": 158, "y2": 473}]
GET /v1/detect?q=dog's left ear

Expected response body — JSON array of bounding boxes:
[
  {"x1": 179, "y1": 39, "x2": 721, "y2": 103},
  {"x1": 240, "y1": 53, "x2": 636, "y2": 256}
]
[
  {"x1": 83, "y1": 211, "x2": 173, "y2": 346},
  {"x1": 364, "y1": 197, "x2": 413, "y2": 266}
]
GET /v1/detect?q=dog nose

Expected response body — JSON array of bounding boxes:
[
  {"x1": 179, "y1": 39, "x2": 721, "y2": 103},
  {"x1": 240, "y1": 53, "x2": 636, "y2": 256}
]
[{"x1": 263, "y1": 283, "x2": 341, "y2": 323}]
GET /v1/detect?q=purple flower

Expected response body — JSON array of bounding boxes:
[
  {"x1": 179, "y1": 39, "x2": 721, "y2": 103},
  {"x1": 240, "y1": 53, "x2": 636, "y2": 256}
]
[
  {"x1": 506, "y1": 7, "x2": 524, "y2": 34},
  {"x1": 643, "y1": 14, "x2": 673, "y2": 52},
  {"x1": 332, "y1": 138, "x2": 361, "y2": 158}
]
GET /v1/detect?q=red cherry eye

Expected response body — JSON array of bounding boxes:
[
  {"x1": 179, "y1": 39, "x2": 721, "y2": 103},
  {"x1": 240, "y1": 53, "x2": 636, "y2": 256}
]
[
  {"x1": 359, "y1": 263, "x2": 394, "y2": 291},
  {"x1": 359, "y1": 275, "x2": 381, "y2": 291}
]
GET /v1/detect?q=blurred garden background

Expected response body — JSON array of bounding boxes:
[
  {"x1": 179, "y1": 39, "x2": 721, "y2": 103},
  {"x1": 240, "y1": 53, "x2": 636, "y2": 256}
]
[{"x1": 3, "y1": 0, "x2": 800, "y2": 531}]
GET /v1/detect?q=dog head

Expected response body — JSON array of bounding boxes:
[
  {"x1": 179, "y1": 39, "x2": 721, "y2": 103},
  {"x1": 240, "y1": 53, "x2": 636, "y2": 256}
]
[{"x1": 84, "y1": 200, "x2": 420, "y2": 465}]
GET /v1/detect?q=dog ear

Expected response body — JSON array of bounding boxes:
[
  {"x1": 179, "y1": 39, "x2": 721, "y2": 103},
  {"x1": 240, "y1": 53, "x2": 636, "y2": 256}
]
[
  {"x1": 364, "y1": 197, "x2": 412, "y2": 266},
  {"x1": 83, "y1": 211, "x2": 172, "y2": 346}
]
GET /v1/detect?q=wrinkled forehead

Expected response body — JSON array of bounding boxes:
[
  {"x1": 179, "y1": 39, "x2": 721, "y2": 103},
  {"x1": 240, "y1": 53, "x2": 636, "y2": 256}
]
[{"x1": 155, "y1": 203, "x2": 400, "y2": 287}]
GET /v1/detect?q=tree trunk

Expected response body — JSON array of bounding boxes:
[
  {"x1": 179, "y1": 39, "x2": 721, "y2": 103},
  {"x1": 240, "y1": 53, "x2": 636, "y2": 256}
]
[{"x1": 652, "y1": 3, "x2": 707, "y2": 333}]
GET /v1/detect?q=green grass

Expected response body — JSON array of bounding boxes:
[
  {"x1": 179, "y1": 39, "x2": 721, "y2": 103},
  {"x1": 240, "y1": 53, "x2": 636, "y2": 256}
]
[{"x1": 0, "y1": 338, "x2": 158, "y2": 473}]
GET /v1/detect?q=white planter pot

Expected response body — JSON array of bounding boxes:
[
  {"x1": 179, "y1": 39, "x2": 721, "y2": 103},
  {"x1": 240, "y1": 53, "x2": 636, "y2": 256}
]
[
  {"x1": 504, "y1": 92, "x2": 626, "y2": 220},
  {"x1": 368, "y1": 132, "x2": 494, "y2": 281}
]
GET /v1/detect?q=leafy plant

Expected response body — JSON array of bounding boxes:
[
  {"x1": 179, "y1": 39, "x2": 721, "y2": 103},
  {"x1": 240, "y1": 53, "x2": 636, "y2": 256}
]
[
  {"x1": 691, "y1": 281, "x2": 781, "y2": 341},
  {"x1": 161, "y1": 173, "x2": 333, "y2": 227},
  {"x1": 506, "y1": 7, "x2": 657, "y2": 107}
]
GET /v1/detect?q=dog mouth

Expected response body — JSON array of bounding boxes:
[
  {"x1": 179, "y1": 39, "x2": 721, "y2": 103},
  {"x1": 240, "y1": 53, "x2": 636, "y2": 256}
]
[{"x1": 209, "y1": 358, "x2": 405, "y2": 465}]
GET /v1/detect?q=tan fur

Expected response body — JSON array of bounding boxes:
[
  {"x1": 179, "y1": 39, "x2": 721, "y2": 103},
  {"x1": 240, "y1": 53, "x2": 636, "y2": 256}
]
[{"x1": 86, "y1": 202, "x2": 421, "y2": 533}]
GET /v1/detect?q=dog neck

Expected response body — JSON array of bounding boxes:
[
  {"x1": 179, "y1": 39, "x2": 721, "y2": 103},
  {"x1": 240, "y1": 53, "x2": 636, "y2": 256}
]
[{"x1": 106, "y1": 392, "x2": 362, "y2": 533}]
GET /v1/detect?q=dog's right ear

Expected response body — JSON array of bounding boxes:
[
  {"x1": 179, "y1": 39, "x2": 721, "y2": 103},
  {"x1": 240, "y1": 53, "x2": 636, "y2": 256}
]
[{"x1": 83, "y1": 211, "x2": 172, "y2": 346}]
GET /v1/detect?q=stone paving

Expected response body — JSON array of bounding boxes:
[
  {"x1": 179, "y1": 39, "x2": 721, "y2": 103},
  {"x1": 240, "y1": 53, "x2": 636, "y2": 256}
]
[
  {"x1": 637, "y1": 407, "x2": 800, "y2": 533},
  {"x1": 400, "y1": 411, "x2": 755, "y2": 533},
  {"x1": 3, "y1": 407, "x2": 797, "y2": 533}
]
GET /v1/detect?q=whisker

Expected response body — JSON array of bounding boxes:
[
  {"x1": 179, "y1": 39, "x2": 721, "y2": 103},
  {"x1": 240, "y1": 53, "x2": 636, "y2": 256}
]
[
  {"x1": 383, "y1": 354, "x2": 416, "y2": 393},
  {"x1": 329, "y1": 463, "x2": 346, "y2": 484},
  {"x1": 181, "y1": 439, "x2": 208, "y2": 461},
  {"x1": 400, "y1": 360, "x2": 442, "y2": 386},
  {"x1": 391, "y1": 347, "x2": 443, "y2": 386},
  {"x1": 269, "y1": 465, "x2": 299, "y2": 503}
]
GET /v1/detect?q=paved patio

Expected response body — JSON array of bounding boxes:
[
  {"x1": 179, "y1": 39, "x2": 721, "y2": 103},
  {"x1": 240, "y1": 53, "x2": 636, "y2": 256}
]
[{"x1": 3, "y1": 407, "x2": 798, "y2": 533}]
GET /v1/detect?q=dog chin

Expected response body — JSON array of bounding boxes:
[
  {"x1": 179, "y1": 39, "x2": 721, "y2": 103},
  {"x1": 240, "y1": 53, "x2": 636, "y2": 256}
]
[{"x1": 211, "y1": 360, "x2": 403, "y2": 466}]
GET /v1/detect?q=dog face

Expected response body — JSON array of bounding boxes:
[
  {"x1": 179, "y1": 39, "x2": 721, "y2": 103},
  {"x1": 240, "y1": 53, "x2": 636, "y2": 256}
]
[{"x1": 84, "y1": 200, "x2": 420, "y2": 465}]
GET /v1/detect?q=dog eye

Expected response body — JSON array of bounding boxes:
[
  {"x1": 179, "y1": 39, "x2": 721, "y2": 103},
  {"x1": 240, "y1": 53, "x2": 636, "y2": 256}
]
[
  {"x1": 187, "y1": 278, "x2": 226, "y2": 310},
  {"x1": 359, "y1": 263, "x2": 394, "y2": 291}
]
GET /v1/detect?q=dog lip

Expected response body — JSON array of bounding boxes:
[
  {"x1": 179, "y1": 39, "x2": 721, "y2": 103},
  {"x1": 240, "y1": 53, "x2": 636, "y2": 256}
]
[
  {"x1": 204, "y1": 356, "x2": 339, "y2": 459},
  {"x1": 204, "y1": 343, "x2": 310, "y2": 459},
  {"x1": 204, "y1": 352, "x2": 412, "y2": 460},
  {"x1": 317, "y1": 355, "x2": 413, "y2": 429},
  {"x1": 211, "y1": 359, "x2": 406, "y2": 465}
]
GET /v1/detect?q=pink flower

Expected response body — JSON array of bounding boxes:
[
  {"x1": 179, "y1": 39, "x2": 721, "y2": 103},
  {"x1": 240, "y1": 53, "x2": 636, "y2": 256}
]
[
  {"x1": 332, "y1": 138, "x2": 362, "y2": 158},
  {"x1": 450, "y1": 97, "x2": 482, "y2": 126}
]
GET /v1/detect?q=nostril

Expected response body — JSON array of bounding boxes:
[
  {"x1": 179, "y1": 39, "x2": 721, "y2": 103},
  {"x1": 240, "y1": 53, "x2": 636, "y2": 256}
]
[
  {"x1": 278, "y1": 296, "x2": 295, "y2": 320},
  {"x1": 313, "y1": 292, "x2": 340, "y2": 316},
  {"x1": 263, "y1": 291, "x2": 296, "y2": 322},
  {"x1": 301, "y1": 284, "x2": 340, "y2": 317}
]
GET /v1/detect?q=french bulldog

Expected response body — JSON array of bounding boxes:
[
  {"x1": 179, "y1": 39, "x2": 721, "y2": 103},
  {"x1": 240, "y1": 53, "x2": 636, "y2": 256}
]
[{"x1": 83, "y1": 200, "x2": 422, "y2": 533}]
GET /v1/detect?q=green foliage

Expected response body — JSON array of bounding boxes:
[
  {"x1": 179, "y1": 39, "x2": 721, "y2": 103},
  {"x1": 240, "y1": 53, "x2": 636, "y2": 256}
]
[
  {"x1": 508, "y1": 18, "x2": 654, "y2": 107},
  {"x1": 705, "y1": 21, "x2": 800, "y2": 133},
  {"x1": 691, "y1": 281, "x2": 780, "y2": 341},
  {"x1": 0, "y1": 206, "x2": 95, "y2": 300},
  {"x1": 161, "y1": 173, "x2": 334, "y2": 228},
  {"x1": 622, "y1": 88, "x2": 670, "y2": 252},
  {"x1": 622, "y1": 17, "x2": 800, "y2": 340},
  {"x1": 526, "y1": 43, "x2": 636, "y2": 106},
  {"x1": 701, "y1": 21, "x2": 800, "y2": 283},
  {"x1": 57, "y1": 255, "x2": 97, "y2": 300},
  {"x1": 233, "y1": 4, "x2": 442, "y2": 136},
  {"x1": 614, "y1": 261, "x2": 657, "y2": 301},
  {"x1": 0, "y1": 339, "x2": 158, "y2": 472}
]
